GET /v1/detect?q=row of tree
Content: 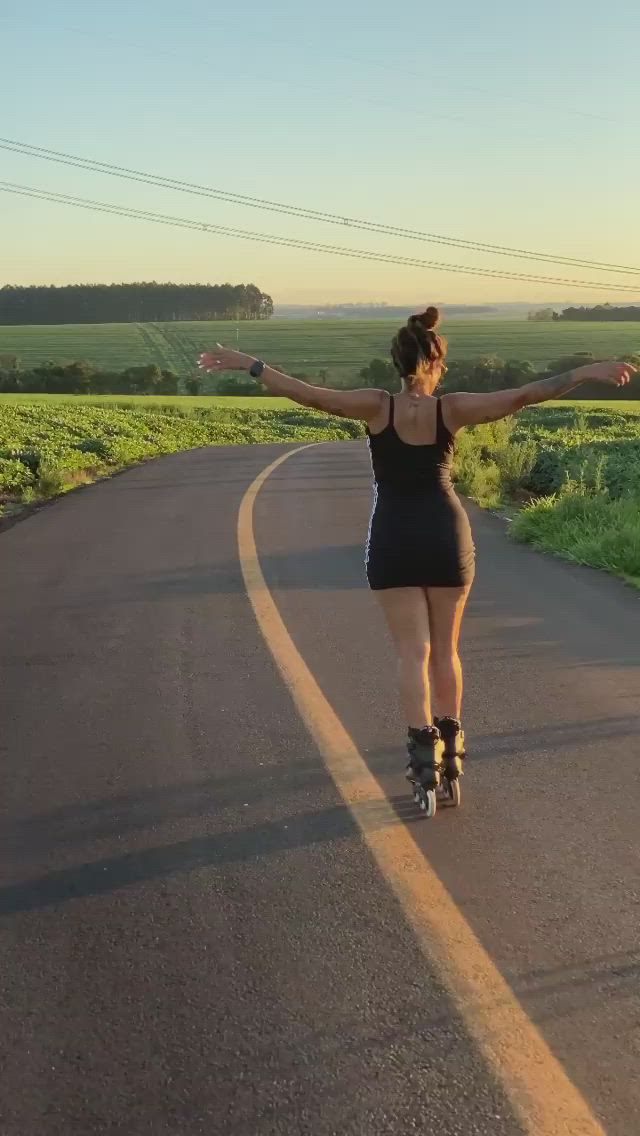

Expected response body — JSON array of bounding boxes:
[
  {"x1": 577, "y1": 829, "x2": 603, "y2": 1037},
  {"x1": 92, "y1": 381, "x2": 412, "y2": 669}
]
[
  {"x1": 2, "y1": 351, "x2": 638, "y2": 398},
  {"x1": 555, "y1": 305, "x2": 640, "y2": 322},
  {"x1": 0, "y1": 283, "x2": 273, "y2": 325},
  {"x1": 358, "y1": 356, "x2": 537, "y2": 392},
  {"x1": 357, "y1": 353, "x2": 640, "y2": 399},
  {"x1": 0, "y1": 360, "x2": 203, "y2": 396},
  {"x1": 528, "y1": 304, "x2": 640, "y2": 322}
]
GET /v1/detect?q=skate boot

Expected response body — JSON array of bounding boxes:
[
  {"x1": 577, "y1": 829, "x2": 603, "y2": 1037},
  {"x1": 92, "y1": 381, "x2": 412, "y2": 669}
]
[
  {"x1": 406, "y1": 726, "x2": 444, "y2": 817},
  {"x1": 434, "y1": 717, "x2": 465, "y2": 808},
  {"x1": 434, "y1": 717, "x2": 466, "y2": 781}
]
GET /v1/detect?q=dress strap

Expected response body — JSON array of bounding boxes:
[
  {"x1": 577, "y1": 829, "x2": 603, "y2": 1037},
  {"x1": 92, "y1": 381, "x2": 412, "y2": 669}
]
[
  {"x1": 436, "y1": 397, "x2": 451, "y2": 443},
  {"x1": 388, "y1": 393, "x2": 395, "y2": 428}
]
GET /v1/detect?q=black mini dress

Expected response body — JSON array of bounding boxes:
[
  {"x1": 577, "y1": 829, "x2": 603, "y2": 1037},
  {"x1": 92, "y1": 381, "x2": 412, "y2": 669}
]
[{"x1": 365, "y1": 395, "x2": 475, "y2": 590}]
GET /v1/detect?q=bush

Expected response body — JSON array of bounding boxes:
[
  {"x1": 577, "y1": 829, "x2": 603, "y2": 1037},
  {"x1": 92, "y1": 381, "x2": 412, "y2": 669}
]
[
  {"x1": 359, "y1": 358, "x2": 396, "y2": 390},
  {"x1": 35, "y1": 464, "x2": 71, "y2": 499},
  {"x1": 452, "y1": 417, "x2": 524, "y2": 506},
  {"x1": 74, "y1": 437, "x2": 111, "y2": 459},
  {"x1": 494, "y1": 438, "x2": 538, "y2": 496},
  {"x1": 0, "y1": 457, "x2": 34, "y2": 493},
  {"x1": 453, "y1": 429, "x2": 502, "y2": 507},
  {"x1": 215, "y1": 374, "x2": 260, "y2": 396}
]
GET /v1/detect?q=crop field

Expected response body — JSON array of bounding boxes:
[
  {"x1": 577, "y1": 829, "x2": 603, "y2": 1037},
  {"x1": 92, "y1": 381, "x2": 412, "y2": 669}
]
[
  {"x1": 0, "y1": 401, "x2": 362, "y2": 516},
  {"x1": 1, "y1": 319, "x2": 639, "y2": 384},
  {"x1": 1, "y1": 394, "x2": 640, "y2": 412},
  {"x1": 553, "y1": 400, "x2": 640, "y2": 412},
  {"x1": 0, "y1": 394, "x2": 292, "y2": 409}
]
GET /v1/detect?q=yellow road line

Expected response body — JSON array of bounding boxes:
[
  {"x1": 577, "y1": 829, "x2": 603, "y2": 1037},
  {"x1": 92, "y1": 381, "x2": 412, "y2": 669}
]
[{"x1": 238, "y1": 444, "x2": 606, "y2": 1136}]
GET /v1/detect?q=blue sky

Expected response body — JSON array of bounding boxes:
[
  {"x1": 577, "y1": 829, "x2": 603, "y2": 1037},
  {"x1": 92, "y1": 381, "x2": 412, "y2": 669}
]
[{"x1": 1, "y1": 0, "x2": 639, "y2": 304}]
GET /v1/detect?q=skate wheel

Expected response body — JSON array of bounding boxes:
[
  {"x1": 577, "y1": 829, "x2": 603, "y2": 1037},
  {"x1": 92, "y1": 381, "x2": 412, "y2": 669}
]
[
  {"x1": 416, "y1": 787, "x2": 436, "y2": 817},
  {"x1": 447, "y1": 778, "x2": 461, "y2": 808}
]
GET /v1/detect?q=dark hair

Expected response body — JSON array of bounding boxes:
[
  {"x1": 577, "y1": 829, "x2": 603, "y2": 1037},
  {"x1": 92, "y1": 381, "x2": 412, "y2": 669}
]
[{"x1": 390, "y1": 307, "x2": 447, "y2": 381}]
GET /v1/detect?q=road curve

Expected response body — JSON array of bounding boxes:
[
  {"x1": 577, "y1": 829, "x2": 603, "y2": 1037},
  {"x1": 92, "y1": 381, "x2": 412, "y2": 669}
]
[{"x1": 1, "y1": 441, "x2": 639, "y2": 1136}]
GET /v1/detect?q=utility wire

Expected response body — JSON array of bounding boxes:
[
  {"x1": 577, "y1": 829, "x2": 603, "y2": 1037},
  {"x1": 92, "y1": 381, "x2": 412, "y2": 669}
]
[
  {"x1": 3, "y1": 180, "x2": 640, "y2": 295},
  {"x1": 2, "y1": 137, "x2": 640, "y2": 277}
]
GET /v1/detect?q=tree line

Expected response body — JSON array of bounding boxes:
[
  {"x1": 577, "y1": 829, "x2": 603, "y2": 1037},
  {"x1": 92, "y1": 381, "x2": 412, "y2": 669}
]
[
  {"x1": 0, "y1": 283, "x2": 274, "y2": 325},
  {"x1": 2, "y1": 351, "x2": 638, "y2": 398},
  {"x1": 357, "y1": 353, "x2": 640, "y2": 400},
  {"x1": 555, "y1": 305, "x2": 640, "y2": 322},
  {"x1": 0, "y1": 359, "x2": 195, "y2": 396},
  {"x1": 529, "y1": 304, "x2": 640, "y2": 322}
]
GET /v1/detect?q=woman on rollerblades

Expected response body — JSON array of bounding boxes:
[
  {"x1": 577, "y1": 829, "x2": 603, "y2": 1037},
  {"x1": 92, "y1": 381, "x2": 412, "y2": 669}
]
[{"x1": 199, "y1": 310, "x2": 634, "y2": 814}]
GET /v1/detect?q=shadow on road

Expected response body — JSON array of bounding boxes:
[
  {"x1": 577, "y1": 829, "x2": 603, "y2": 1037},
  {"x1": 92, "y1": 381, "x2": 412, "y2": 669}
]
[
  {"x1": 45, "y1": 545, "x2": 368, "y2": 600},
  {"x1": 0, "y1": 797, "x2": 413, "y2": 917},
  {"x1": 362, "y1": 713, "x2": 639, "y2": 777},
  {"x1": 514, "y1": 948, "x2": 640, "y2": 1022},
  {"x1": 2, "y1": 764, "x2": 330, "y2": 855}
]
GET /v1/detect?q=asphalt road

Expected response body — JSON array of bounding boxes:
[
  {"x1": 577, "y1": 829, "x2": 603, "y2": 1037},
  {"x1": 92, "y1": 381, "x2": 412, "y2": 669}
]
[{"x1": 1, "y1": 441, "x2": 639, "y2": 1136}]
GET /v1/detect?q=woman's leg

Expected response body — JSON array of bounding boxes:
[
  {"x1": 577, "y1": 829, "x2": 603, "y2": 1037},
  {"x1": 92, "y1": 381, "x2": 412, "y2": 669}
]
[
  {"x1": 425, "y1": 586, "x2": 471, "y2": 719},
  {"x1": 376, "y1": 587, "x2": 432, "y2": 727}
]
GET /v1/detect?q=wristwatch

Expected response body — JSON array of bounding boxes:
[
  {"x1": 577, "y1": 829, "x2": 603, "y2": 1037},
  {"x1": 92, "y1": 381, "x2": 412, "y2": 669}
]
[{"x1": 249, "y1": 359, "x2": 266, "y2": 378}]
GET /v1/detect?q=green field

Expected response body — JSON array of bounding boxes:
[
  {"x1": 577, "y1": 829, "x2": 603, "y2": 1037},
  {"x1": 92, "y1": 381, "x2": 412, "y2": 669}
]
[
  {"x1": 0, "y1": 402, "x2": 362, "y2": 516},
  {"x1": 1, "y1": 394, "x2": 640, "y2": 412},
  {"x1": 0, "y1": 394, "x2": 292, "y2": 409},
  {"x1": 1, "y1": 319, "x2": 639, "y2": 384},
  {"x1": 553, "y1": 400, "x2": 640, "y2": 412}
]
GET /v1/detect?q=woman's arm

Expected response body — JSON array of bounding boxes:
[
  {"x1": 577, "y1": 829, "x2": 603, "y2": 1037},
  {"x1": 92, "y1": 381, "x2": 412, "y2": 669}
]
[
  {"x1": 445, "y1": 360, "x2": 636, "y2": 430},
  {"x1": 198, "y1": 345, "x2": 385, "y2": 422}
]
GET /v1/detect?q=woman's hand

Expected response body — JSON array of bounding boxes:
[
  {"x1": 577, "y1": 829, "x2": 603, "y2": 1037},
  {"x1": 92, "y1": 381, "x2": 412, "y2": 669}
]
[
  {"x1": 578, "y1": 360, "x2": 637, "y2": 387},
  {"x1": 198, "y1": 344, "x2": 255, "y2": 373}
]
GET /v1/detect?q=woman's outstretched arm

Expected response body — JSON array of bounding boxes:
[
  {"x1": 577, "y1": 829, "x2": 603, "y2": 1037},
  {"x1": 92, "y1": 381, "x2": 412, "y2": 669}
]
[
  {"x1": 446, "y1": 360, "x2": 636, "y2": 430},
  {"x1": 198, "y1": 345, "x2": 386, "y2": 423}
]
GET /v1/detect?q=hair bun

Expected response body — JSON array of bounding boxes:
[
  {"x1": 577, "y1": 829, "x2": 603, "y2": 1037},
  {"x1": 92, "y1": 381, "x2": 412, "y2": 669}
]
[
  {"x1": 421, "y1": 306, "x2": 440, "y2": 330},
  {"x1": 408, "y1": 307, "x2": 440, "y2": 333}
]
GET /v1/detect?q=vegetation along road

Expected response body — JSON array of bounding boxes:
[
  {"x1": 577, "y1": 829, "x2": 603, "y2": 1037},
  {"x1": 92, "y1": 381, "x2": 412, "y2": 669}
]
[{"x1": 1, "y1": 395, "x2": 640, "y2": 585}]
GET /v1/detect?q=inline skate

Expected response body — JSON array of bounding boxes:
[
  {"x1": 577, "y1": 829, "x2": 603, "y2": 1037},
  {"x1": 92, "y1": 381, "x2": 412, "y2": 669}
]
[
  {"x1": 406, "y1": 726, "x2": 444, "y2": 818},
  {"x1": 434, "y1": 716, "x2": 465, "y2": 809}
]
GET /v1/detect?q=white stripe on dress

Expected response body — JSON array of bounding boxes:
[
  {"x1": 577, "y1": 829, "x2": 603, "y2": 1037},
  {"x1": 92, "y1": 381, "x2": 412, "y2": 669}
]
[{"x1": 364, "y1": 434, "x2": 378, "y2": 568}]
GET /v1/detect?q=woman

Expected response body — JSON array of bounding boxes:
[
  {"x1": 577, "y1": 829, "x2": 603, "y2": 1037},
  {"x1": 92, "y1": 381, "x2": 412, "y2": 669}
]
[{"x1": 199, "y1": 310, "x2": 634, "y2": 807}]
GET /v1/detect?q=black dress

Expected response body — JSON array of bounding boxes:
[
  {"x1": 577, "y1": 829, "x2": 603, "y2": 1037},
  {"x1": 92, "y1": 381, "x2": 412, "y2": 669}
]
[{"x1": 365, "y1": 395, "x2": 475, "y2": 590}]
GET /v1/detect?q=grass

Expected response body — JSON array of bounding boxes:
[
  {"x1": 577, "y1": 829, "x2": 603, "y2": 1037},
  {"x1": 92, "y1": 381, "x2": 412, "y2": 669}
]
[
  {"x1": 2, "y1": 393, "x2": 639, "y2": 412},
  {"x1": 454, "y1": 406, "x2": 640, "y2": 587},
  {"x1": 1, "y1": 318, "x2": 639, "y2": 384},
  {"x1": 513, "y1": 488, "x2": 640, "y2": 586}
]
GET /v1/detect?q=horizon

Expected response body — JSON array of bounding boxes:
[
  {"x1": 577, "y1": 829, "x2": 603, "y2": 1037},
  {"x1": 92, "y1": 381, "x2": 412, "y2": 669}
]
[{"x1": 2, "y1": 286, "x2": 639, "y2": 317}]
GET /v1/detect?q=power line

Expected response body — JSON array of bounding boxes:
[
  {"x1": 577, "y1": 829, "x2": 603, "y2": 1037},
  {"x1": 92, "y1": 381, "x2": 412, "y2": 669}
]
[
  {"x1": 3, "y1": 180, "x2": 640, "y2": 295},
  {"x1": 3, "y1": 137, "x2": 640, "y2": 277}
]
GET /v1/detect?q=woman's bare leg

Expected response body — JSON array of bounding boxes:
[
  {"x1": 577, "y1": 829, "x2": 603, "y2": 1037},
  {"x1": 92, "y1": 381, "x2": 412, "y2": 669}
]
[
  {"x1": 376, "y1": 587, "x2": 432, "y2": 727},
  {"x1": 425, "y1": 586, "x2": 471, "y2": 719}
]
